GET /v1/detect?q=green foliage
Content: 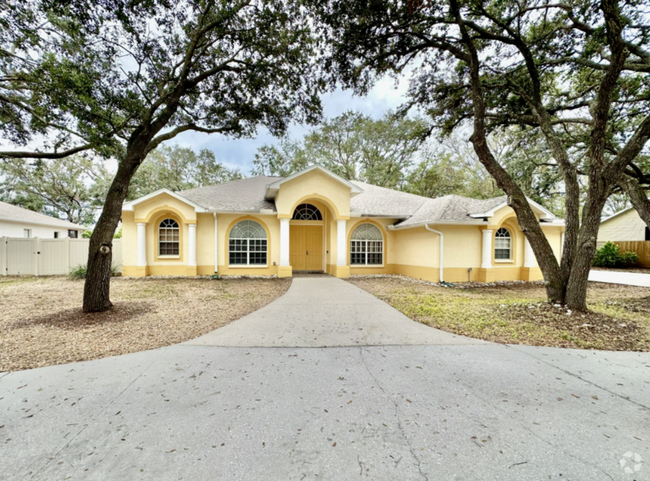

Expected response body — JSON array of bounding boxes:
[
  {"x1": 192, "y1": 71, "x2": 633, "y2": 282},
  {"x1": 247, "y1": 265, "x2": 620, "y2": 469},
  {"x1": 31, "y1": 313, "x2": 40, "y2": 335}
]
[
  {"x1": 69, "y1": 263, "x2": 120, "y2": 280},
  {"x1": 127, "y1": 145, "x2": 242, "y2": 200},
  {"x1": 0, "y1": 155, "x2": 110, "y2": 225},
  {"x1": 252, "y1": 111, "x2": 428, "y2": 189},
  {"x1": 592, "y1": 242, "x2": 639, "y2": 268}
]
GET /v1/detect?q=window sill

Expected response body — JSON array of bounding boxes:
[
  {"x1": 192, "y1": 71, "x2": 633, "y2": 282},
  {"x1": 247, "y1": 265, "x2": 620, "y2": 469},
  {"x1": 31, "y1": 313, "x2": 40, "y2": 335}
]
[
  {"x1": 351, "y1": 264, "x2": 385, "y2": 268},
  {"x1": 494, "y1": 259, "x2": 514, "y2": 264},
  {"x1": 158, "y1": 255, "x2": 180, "y2": 259},
  {"x1": 229, "y1": 265, "x2": 268, "y2": 269}
]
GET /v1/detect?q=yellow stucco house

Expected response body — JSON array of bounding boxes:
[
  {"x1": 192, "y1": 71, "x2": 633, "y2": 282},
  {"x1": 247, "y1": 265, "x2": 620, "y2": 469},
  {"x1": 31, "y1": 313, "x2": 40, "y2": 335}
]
[{"x1": 121, "y1": 165, "x2": 565, "y2": 283}]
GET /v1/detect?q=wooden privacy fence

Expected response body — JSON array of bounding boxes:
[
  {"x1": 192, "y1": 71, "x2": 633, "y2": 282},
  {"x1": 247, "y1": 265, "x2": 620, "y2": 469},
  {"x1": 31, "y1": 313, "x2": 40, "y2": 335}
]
[
  {"x1": 0, "y1": 237, "x2": 122, "y2": 276},
  {"x1": 615, "y1": 241, "x2": 650, "y2": 268}
]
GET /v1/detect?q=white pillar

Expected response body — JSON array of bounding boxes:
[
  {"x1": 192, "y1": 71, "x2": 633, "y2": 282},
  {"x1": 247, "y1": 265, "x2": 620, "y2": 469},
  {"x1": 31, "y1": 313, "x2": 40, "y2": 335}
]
[
  {"x1": 188, "y1": 223, "x2": 197, "y2": 267},
  {"x1": 137, "y1": 222, "x2": 147, "y2": 267},
  {"x1": 214, "y1": 213, "x2": 218, "y2": 273},
  {"x1": 481, "y1": 229, "x2": 493, "y2": 269},
  {"x1": 524, "y1": 237, "x2": 536, "y2": 268},
  {"x1": 280, "y1": 218, "x2": 290, "y2": 267},
  {"x1": 560, "y1": 231, "x2": 565, "y2": 258},
  {"x1": 337, "y1": 219, "x2": 347, "y2": 266}
]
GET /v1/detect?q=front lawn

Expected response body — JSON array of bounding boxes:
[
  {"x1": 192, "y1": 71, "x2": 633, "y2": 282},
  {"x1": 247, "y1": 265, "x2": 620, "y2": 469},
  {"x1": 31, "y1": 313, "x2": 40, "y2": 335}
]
[
  {"x1": 348, "y1": 276, "x2": 650, "y2": 351},
  {"x1": 0, "y1": 276, "x2": 291, "y2": 371}
]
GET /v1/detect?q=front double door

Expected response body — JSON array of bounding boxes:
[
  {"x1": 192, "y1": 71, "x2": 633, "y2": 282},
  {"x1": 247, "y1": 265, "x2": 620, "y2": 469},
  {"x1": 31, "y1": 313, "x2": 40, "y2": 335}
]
[{"x1": 290, "y1": 225, "x2": 323, "y2": 271}]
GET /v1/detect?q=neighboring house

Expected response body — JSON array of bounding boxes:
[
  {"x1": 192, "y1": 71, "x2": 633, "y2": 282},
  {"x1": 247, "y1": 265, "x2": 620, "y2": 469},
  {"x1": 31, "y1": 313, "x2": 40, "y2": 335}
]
[
  {"x1": 0, "y1": 201, "x2": 85, "y2": 238},
  {"x1": 121, "y1": 165, "x2": 565, "y2": 283},
  {"x1": 598, "y1": 207, "x2": 650, "y2": 243}
]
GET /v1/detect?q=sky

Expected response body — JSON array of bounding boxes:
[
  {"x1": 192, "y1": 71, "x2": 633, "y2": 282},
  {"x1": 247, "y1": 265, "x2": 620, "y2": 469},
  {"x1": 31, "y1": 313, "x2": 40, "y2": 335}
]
[{"x1": 171, "y1": 74, "x2": 411, "y2": 175}]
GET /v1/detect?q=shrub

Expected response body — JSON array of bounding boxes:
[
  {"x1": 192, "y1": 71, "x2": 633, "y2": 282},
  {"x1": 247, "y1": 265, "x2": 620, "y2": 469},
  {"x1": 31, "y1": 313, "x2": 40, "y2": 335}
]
[
  {"x1": 592, "y1": 242, "x2": 639, "y2": 268},
  {"x1": 68, "y1": 264, "x2": 121, "y2": 280}
]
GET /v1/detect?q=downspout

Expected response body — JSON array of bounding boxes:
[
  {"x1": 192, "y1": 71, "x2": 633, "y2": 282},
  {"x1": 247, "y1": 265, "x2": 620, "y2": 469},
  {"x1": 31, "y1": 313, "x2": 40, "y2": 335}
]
[
  {"x1": 425, "y1": 224, "x2": 444, "y2": 283},
  {"x1": 213, "y1": 212, "x2": 218, "y2": 274}
]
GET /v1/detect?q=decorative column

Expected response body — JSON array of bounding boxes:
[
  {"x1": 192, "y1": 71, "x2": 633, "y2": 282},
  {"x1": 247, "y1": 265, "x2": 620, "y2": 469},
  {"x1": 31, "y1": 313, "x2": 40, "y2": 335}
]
[
  {"x1": 524, "y1": 237, "x2": 535, "y2": 268},
  {"x1": 214, "y1": 213, "x2": 218, "y2": 273},
  {"x1": 479, "y1": 228, "x2": 493, "y2": 282},
  {"x1": 136, "y1": 222, "x2": 147, "y2": 277},
  {"x1": 336, "y1": 219, "x2": 349, "y2": 278},
  {"x1": 188, "y1": 224, "x2": 197, "y2": 267},
  {"x1": 278, "y1": 218, "x2": 292, "y2": 278},
  {"x1": 481, "y1": 229, "x2": 492, "y2": 269}
]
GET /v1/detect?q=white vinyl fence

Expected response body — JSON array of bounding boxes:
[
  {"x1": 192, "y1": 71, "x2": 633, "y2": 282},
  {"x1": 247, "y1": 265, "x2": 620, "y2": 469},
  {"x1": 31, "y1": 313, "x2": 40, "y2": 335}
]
[{"x1": 0, "y1": 237, "x2": 122, "y2": 276}]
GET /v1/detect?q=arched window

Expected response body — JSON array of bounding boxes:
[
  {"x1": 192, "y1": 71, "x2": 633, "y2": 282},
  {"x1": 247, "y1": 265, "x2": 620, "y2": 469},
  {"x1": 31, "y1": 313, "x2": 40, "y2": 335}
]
[
  {"x1": 292, "y1": 203, "x2": 322, "y2": 220},
  {"x1": 495, "y1": 227, "x2": 512, "y2": 260},
  {"x1": 229, "y1": 220, "x2": 267, "y2": 266},
  {"x1": 350, "y1": 223, "x2": 383, "y2": 266},
  {"x1": 159, "y1": 219, "x2": 180, "y2": 256}
]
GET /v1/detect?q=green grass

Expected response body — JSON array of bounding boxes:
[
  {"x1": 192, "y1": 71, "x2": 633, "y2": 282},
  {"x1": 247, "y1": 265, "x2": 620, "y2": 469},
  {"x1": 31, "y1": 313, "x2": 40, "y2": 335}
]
[{"x1": 349, "y1": 277, "x2": 650, "y2": 351}]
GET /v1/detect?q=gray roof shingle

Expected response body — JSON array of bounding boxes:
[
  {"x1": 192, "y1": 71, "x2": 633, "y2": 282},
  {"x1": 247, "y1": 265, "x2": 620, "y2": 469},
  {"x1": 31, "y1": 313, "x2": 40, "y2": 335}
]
[
  {"x1": 178, "y1": 176, "x2": 281, "y2": 212},
  {"x1": 172, "y1": 175, "x2": 509, "y2": 226},
  {"x1": 0, "y1": 200, "x2": 85, "y2": 229}
]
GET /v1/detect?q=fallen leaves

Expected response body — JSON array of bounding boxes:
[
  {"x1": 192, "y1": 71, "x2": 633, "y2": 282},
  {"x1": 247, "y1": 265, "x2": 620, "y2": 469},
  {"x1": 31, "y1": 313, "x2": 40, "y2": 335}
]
[{"x1": 0, "y1": 277, "x2": 291, "y2": 371}]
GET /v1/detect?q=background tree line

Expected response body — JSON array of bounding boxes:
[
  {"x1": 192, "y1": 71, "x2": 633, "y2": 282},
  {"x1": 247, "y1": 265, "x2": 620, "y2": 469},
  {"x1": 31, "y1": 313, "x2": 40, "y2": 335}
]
[{"x1": 1, "y1": 109, "x2": 571, "y2": 228}]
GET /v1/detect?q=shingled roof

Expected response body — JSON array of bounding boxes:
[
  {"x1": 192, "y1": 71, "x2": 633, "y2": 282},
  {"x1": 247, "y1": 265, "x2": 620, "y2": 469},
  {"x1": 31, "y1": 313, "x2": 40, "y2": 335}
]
[
  {"x1": 0, "y1": 201, "x2": 85, "y2": 230},
  {"x1": 166, "y1": 175, "x2": 519, "y2": 226}
]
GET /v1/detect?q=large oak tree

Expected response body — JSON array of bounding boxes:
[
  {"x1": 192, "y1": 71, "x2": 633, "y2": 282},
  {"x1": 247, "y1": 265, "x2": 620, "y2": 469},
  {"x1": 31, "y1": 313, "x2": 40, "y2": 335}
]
[
  {"x1": 1, "y1": 0, "x2": 325, "y2": 311},
  {"x1": 317, "y1": 0, "x2": 650, "y2": 310}
]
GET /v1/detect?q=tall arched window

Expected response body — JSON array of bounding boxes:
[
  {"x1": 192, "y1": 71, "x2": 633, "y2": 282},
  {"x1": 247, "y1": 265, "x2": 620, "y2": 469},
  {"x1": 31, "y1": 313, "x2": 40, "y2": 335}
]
[
  {"x1": 495, "y1": 227, "x2": 512, "y2": 260},
  {"x1": 159, "y1": 219, "x2": 180, "y2": 256},
  {"x1": 229, "y1": 220, "x2": 268, "y2": 266},
  {"x1": 350, "y1": 223, "x2": 383, "y2": 265},
  {"x1": 292, "y1": 203, "x2": 322, "y2": 220}
]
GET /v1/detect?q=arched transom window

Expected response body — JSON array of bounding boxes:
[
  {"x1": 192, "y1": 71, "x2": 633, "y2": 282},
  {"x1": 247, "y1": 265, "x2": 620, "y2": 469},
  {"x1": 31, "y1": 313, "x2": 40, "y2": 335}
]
[
  {"x1": 229, "y1": 220, "x2": 268, "y2": 266},
  {"x1": 495, "y1": 227, "x2": 512, "y2": 260},
  {"x1": 159, "y1": 219, "x2": 180, "y2": 256},
  {"x1": 350, "y1": 223, "x2": 383, "y2": 266},
  {"x1": 292, "y1": 203, "x2": 322, "y2": 221}
]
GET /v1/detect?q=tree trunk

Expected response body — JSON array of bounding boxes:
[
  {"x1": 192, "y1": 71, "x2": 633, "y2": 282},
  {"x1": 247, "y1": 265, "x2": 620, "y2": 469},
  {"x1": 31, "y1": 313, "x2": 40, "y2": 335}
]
[
  {"x1": 82, "y1": 151, "x2": 145, "y2": 312},
  {"x1": 564, "y1": 196, "x2": 608, "y2": 310}
]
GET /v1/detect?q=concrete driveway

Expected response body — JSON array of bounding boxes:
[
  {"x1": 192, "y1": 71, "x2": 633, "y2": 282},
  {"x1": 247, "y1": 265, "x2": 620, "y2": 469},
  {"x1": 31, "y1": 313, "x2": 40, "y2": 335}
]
[
  {"x1": 1, "y1": 276, "x2": 649, "y2": 481},
  {"x1": 590, "y1": 268, "x2": 650, "y2": 287},
  {"x1": 187, "y1": 276, "x2": 484, "y2": 347}
]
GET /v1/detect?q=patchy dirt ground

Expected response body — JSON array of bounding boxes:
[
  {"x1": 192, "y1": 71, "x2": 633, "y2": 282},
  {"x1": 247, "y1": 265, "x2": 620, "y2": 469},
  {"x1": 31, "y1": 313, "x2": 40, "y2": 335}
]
[
  {"x1": 0, "y1": 276, "x2": 291, "y2": 371},
  {"x1": 348, "y1": 276, "x2": 650, "y2": 351}
]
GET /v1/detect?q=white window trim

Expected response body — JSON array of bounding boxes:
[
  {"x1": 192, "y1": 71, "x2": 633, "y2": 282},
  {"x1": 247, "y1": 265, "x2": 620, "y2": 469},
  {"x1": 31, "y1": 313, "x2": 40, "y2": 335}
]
[
  {"x1": 158, "y1": 219, "x2": 180, "y2": 257},
  {"x1": 350, "y1": 239, "x2": 384, "y2": 267},
  {"x1": 494, "y1": 227, "x2": 512, "y2": 261},
  {"x1": 228, "y1": 237, "x2": 268, "y2": 267}
]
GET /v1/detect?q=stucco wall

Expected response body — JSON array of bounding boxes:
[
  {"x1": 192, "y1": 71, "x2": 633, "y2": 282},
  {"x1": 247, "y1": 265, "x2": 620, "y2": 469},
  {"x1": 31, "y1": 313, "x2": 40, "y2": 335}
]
[
  {"x1": 275, "y1": 169, "x2": 351, "y2": 219},
  {"x1": 217, "y1": 214, "x2": 279, "y2": 275},
  {"x1": 598, "y1": 209, "x2": 647, "y2": 242},
  {"x1": 0, "y1": 220, "x2": 79, "y2": 238}
]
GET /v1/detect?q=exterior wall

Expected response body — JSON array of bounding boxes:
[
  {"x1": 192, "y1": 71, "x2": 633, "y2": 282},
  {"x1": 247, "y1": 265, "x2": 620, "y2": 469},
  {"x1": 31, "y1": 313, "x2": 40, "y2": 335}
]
[
  {"x1": 327, "y1": 217, "x2": 397, "y2": 275},
  {"x1": 598, "y1": 209, "x2": 647, "y2": 242},
  {"x1": 218, "y1": 214, "x2": 279, "y2": 276},
  {"x1": 275, "y1": 169, "x2": 351, "y2": 220},
  {"x1": 0, "y1": 220, "x2": 79, "y2": 238},
  {"x1": 119, "y1": 179, "x2": 564, "y2": 283}
]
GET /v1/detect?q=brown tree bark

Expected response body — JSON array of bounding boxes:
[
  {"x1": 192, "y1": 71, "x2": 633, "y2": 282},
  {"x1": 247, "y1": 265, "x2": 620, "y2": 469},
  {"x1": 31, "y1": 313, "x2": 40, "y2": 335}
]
[
  {"x1": 450, "y1": 0, "x2": 566, "y2": 303},
  {"x1": 82, "y1": 150, "x2": 146, "y2": 312}
]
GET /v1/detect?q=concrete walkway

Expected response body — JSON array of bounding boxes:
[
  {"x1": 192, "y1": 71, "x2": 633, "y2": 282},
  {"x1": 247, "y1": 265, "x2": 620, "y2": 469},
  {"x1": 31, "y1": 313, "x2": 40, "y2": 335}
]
[
  {"x1": 589, "y1": 268, "x2": 650, "y2": 287},
  {"x1": 187, "y1": 276, "x2": 485, "y2": 347},
  {"x1": 2, "y1": 276, "x2": 649, "y2": 480}
]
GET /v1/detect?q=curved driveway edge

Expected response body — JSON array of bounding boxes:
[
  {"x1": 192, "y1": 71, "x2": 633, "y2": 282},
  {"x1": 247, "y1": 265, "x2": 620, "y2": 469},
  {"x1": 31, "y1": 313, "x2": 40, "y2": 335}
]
[{"x1": 185, "y1": 276, "x2": 486, "y2": 347}]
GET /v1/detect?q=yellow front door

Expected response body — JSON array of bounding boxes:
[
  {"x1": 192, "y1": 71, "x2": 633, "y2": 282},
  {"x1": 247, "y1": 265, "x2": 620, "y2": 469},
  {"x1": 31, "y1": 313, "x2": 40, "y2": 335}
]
[{"x1": 290, "y1": 225, "x2": 323, "y2": 271}]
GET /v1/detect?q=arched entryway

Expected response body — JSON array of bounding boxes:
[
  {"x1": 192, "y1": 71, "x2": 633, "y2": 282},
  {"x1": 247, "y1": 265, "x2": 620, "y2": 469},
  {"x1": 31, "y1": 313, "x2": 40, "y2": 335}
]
[{"x1": 290, "y1": 203, "x2": 324, "y2": 272}]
